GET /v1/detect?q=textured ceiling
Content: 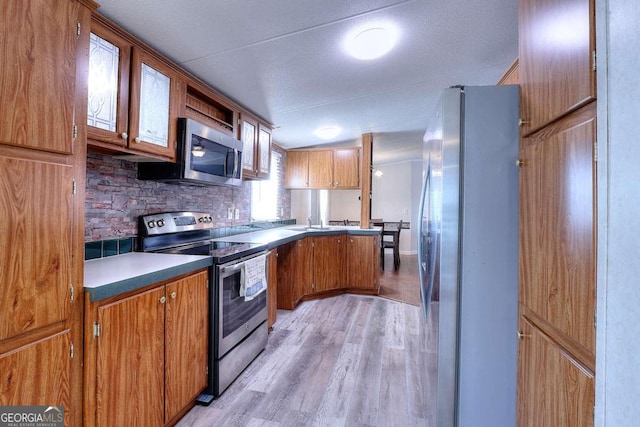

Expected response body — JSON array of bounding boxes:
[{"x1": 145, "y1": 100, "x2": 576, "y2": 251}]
[{"x1": 95, "y1": 0, "x2": 518, "y2": 164}]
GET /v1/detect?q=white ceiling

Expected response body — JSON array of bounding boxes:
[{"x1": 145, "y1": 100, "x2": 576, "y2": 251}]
[{"x1": 94, "y1": 0, "x2": 518, "y2": 165}]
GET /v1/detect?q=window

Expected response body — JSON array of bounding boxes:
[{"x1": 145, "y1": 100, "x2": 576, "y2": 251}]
[{"x1": 251, "y1": 152, "x2": 281, "y2": 220}]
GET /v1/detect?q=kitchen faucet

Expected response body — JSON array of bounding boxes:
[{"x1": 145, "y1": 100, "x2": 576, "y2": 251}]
[{"x1": 308, "y1": 216, "x2": 312, "y2": 227}]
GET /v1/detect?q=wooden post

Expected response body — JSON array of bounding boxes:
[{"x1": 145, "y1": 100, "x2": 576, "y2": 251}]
[{"x1": 360, "y1": 133, "x2": 373, "y2": 229}]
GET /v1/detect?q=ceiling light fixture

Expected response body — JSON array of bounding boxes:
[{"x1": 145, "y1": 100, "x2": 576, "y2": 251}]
[
  {"x1": 315, "y1": 126, "x2": 341, "y2": 140},
  {"x1": 345, "y1": 24, "x2": 398, "y2": 60}
]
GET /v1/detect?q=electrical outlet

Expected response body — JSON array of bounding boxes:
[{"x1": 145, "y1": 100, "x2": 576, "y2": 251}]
[
  {"x1": 227, "y1": 208, "x2": 233, "y2": 220},
  {"x1": 234, "y1": 208, "x2": 240, "y2": 220}
]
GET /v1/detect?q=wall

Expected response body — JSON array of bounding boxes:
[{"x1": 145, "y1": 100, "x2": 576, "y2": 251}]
[
  {"x1": 85, "y1": 144, "x2": 290, "y2": 241},
  {"x1": 371, "y1": 160, "x2": 420, "y2": 254},
  {"x1": 595, "y1": 0, "x2": 640, "y2": 425},
  {"x1": 329, "y1": 190, "x2": 361, "y2": 222}
]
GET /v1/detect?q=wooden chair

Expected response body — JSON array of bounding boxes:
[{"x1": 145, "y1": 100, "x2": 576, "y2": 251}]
[{"x1": 381, "y1": 220, "x2": 403, "y2": 271}]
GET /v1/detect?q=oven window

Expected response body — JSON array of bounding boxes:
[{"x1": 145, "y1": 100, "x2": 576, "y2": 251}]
[{"x1": 221, "y1": 270, "x2": 266, "y2": 338}]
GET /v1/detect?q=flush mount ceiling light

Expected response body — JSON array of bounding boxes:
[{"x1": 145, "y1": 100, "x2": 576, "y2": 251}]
[
  {"x1": 345, "y1": 24, "x2": 398, "y2": 60},
  {"x1": 314, "y1": 126, "x2": 342, "y2": 140}
]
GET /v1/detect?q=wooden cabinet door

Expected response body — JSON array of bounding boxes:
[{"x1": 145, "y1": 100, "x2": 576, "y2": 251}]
[
  {"x1": 128, "y1": 47, "x2": 178, "y2": 161},
  {"x1": 240, "y1": 114, "x2": 259, "y2": 179},
  {"x1": 285, "y1": 151, "x2": 309, "y2": 188},
  {"x1": 519, "y1": 104, "x2": 596, "y2": 355},
  {"x1": 0, "y1": 330, "x2": 71, "y2": 408},
  {"x1": 267, "y1": 249, "x2": 278, "y2": 330},
  {"x1": 308, "y1": 150, "x2": 333, "y2": 188},
  {"x1": 0, "y1": 157, "x2": 72, "y2": 341},
  {"x1": 0, "y1": 0, "x2": 80, "y2": 154},
  {"x1": 276, "y1": 239, "x2": 313, "y2": 308},
  {"x1": 348, "y1": 235, "x2": 379, "y2": 290},
  {"x1": 333, "y1": 148, "x2": 360, "y2": 188},
  {"x1": 87, "y1": 18, "x2": 131, "y2": 148},
  {"x1": 96, "y1": 287, "x2": 165, "y2": 427},
  {"x1": 313, "y1": 236, "x2": 346, "y2": 292},
  {"x1": 257, "y1": 124, "x2": 272, "y2": 179},
  {"x1": 165, "y1": 271, "x2": 208, "y2": 422},
  {"x1": 517, "y1": 316, "x2": 594, "y2": 426},
  {"x1": 519, "y1": 0, "x2": 595, "y2": 135}
]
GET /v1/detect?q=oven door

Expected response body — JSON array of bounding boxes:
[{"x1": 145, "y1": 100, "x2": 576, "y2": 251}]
[{"x1": 217, "y1": 252, "x2": 268, "y2": 358}]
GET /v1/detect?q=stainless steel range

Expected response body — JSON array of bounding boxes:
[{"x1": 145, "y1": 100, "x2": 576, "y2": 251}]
[{"x1": 139, "y1": 211, "x2": 269, "y2": 400}]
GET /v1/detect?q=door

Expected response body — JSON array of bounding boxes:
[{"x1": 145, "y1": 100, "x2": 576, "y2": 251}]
[
  {"x1": 0, "y1": 158, "x2": 72, "y2": 341},
  {"x1": 0, "y1": 331, "x2": 71, "y2": 408},
  {"x1": 165, "y1": 271, "x2": 208, "y2": 421},
  {"x1": 308, "y1": 150, "x2": 333, "y2": 188},
  {"x1": 0, "y1": 0, "x2": 80, "y2": 154},
  {"x1": 128, "y1": 47, "x2": 178, "y2": 160},
  {"x1": 257, "y1": 124, "x2": 272, "y2": 179},
  {"x1": 519, "y1": 104, "x2": 596, "y2": 355},
  {"x1": 313, "y1": 235, "x2": 346, "y2": 292},
  {"x1": 332, "y1": 148, "x2": 360, "y2": 188},
  {"x1": 347, "y1": 235, "x2": 378, "y2": 289},
  {"x1": 96, "y1": 287, "x2": 165, "y2": 426},
  {"x1": 285, "y1": 151, "x2": 309, "y2": 188},
  {"x1": 519, "y1": 0, "x2": 595, "y2": 135},
  {"x1": 240, "y1": 114, "x2": 258, "y2": 178},
  {"x1": 87, "y1": 18, "x2": 131, "y2": 147},
  {"x1": 517, "y1": 316, "x2": 594, "y2": 426}
]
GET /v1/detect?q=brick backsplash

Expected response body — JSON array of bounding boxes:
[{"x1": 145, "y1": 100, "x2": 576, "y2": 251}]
[{"x1": 85, "y1": 144, "x2": 290, "y2": 241}]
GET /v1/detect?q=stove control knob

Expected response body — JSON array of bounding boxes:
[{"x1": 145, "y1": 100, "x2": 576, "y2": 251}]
[
  {"x1": 157, "y1": 219, "x2": 165, "y2": 227},
  {"x1": 198, "y1": 217, "x2": 204, "y2": 223},
  {"x1": 148, "y1": 220, "x2": 156, "y2": 228},
  {"x1": 208, "y1": 216, "x2": 213, "y2": 222}
]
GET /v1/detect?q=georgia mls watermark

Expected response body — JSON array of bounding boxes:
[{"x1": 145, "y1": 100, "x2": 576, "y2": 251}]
[{"x1": 0, "y1": 406, "x2": 64, "y2": 427}]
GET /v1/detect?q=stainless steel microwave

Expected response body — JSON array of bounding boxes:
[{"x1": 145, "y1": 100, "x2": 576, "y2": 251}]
[{"x1": 138, "y1": 118, "x2": 243, "y2": 187}]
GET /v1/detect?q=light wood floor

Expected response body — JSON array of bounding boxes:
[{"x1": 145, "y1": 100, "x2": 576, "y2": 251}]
[{"x1": 178, "y1": 277, "x2": 438, "y2": 426}]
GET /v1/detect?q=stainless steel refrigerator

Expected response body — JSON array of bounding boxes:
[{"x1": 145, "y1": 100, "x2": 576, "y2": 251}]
[{"x1": 418, "y1": 85, "x2": 519, "y2": 426}]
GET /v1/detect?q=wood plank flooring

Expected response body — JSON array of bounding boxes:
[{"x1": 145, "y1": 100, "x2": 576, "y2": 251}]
[
  {"x1": 177, "y1": 291, "x2": 439, "y2": 427},
  {"x1": 378, "y1": 254, "x2": 422, "y2": 306}
]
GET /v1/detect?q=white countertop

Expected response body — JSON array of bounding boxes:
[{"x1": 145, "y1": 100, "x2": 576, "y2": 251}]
[{"x1": 84, "y1": 252, "x2": 212, "y2": 301}]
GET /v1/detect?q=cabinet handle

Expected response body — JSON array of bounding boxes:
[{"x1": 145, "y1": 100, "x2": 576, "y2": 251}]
[
  {"x1": 517, "y1": 330, "x2": 530, "y2": 340},
  {"x1": 134, "y1": 136, "x2": 141, "y2": 143},
  {"x1": 120, "y1": 132, "x2": 128, "y2": 140},
  {"x1": 518, "y1": 118, "x2": 529, "y2": 127},
  {"x1": 170, "y1": 291, "x2": 177, "y2": 299},
  {"x1": 515, "y1": 159, "x2": 525, "y2": 167},
  {"x1": 159, "y1": 296, "x2": 166, "y2": 304}
]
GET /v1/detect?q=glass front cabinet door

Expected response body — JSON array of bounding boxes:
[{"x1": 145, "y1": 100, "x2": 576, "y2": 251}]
[
  {"x1": 87, "y1": 20, "x2": 131, "y2": 148},
  {"x1": 128, "y1": 48, "x2": 178, "y2": 161},
  {"x1": 87, "y1": 19, "x2": 178, "y2": 161}
]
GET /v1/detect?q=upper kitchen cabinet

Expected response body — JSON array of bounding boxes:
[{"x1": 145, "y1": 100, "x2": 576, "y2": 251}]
[
  {"x1": 86, "y1": 18, "x2": 131, "y2": 148},
  {"x1": 128, "y1": 47, "x2": 180, "y2": 160},
  {"x1": 87, "y1": 16, "x2": 181, "y2": 161},
  {"x1": 285, "y1": 148, "x2": 360, "y2": 189},
  {"x1": 239, "y1": 112, "x2": 272, "y2": 180},
  {"x1": 285, "y1": 151, "x2": 310, "y2": 188},
  {"x1": 519, "y1": 0, "x2": 596, "y2": 136},
  {"x1": 308, "y1": 150, "x2": 333, "y2": 188},
  {"x1": 0, "y1": 0, "x2": 82, "y2": 155},
  {"x1": 332, "y1": 148, "x2": 360, "y2": 188}
]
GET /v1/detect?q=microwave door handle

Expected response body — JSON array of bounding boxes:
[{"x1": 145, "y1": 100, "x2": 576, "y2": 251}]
[{"x1": 233, "y1": 149, "x2": 239, "y2": 178}]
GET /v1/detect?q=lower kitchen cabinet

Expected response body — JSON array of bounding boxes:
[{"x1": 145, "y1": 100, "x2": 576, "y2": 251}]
[
  {"x1": 277, "y1": 238, "x2": 313, "y2": 309},
  {"x1": 277, "y1": 233, "x2": 380, "y2": 309},
  {"x1": 84, "y1": 269, "x2": 208, "y2": 426},
  {"x1": 347, "y1": 235, "x2": 380, "y2": 291},
  {"x1": 313, "y1": 235, "x2": 346, "y2": 292},
  {"x1": 517, "y1": 315, "x2": 594, "y2": 427}
]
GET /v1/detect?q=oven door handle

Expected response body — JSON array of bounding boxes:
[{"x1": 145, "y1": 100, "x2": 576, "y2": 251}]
[{"x1": 219, "y1": 250, "x2": 268, "y2": 273}]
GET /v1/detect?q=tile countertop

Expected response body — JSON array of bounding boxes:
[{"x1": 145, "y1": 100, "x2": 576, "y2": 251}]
[
  {"x1": 84, "y1": 252, "x2": 212, "y2": 302},
  {"x1": 212, "y1": 225, "x2": 382, "y2": 246}
]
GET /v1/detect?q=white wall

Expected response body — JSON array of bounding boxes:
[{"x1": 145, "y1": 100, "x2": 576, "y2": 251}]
[
  {"x1": 328, "y1": 189, "x2": 361, "y2": 222},
  {"x1": 371, "y1": 160, "x2": 421, "y2": 254},
  {"x1": 596, "y1": 1, "x2": 640, "y2": 425}
]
